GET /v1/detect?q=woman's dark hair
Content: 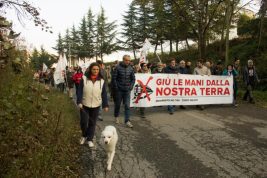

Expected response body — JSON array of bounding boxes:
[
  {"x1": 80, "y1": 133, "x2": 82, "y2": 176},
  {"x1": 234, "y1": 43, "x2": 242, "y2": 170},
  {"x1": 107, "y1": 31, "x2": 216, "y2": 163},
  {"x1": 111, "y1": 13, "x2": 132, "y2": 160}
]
[
  {"x1": 84, "y1": 62, "x2": 103, "y2": 79},
  {"x1": 227, "y1": 64, "x2": 233, "y2": 69},
  {"x1": 77, "y1": 67, "x2": 82, "y2": 73}
]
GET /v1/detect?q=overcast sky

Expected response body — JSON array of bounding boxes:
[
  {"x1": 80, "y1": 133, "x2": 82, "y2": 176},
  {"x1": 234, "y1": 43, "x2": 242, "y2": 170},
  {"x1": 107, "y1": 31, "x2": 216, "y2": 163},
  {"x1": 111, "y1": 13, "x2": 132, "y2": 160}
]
[
  {"x1": 5, "y1": 0, "x2": 259, "y2": 62},
  {"x1": 6, "y1": 0, "x2": 132, "y2": 61}
]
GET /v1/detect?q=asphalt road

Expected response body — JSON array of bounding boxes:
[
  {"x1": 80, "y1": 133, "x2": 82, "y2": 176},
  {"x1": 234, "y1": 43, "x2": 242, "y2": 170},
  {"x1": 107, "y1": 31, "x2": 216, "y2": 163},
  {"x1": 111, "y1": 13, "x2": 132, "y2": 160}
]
[{"x1": 79, "y1": 103, "x2": 267, "y2": 178}]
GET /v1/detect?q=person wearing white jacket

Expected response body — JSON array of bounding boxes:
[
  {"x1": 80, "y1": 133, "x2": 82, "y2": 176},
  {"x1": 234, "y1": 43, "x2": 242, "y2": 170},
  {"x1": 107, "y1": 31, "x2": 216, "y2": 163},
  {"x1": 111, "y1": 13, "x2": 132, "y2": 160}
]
[{"x1": 77, "y1": 63, "x2": 109, "y2": 148}]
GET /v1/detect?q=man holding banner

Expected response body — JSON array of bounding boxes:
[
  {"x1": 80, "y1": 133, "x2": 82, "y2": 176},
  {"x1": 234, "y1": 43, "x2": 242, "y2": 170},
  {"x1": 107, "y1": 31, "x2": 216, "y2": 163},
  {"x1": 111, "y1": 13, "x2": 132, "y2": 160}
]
[
  {"x1": 164, "y1": 58, "x2": 180, "y2": 114},
  {"x1": 193, "y1": 59, "x2": 211, "y2": 110}
]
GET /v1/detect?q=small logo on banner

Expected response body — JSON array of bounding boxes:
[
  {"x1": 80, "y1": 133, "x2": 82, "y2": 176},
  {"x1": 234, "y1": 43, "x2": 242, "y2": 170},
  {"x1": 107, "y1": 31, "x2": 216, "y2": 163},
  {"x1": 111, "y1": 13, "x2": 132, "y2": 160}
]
[{"x1": 132, "y1": 76, "x2": 153, "y2": 104}]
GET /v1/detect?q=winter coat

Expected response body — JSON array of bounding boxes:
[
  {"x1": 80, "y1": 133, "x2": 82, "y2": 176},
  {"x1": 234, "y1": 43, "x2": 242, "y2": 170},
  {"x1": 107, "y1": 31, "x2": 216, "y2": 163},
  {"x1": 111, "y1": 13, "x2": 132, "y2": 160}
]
[
  {"x1": 163, "y1": 65, "x2": 179, "y2": 74},
  {"x1": 112, "y1": 62, "x2": 135, "y2": 92},
  {"x1": 243, "y1": 66, "x2": 259, "y2": 86},
  {"x1": 178, "y1": 67, "x2": 189, "y2": 74},
  {"x1": 77, "y1": 76, "x2": 108, "y2": 108},
  {"x1": 222, "y1": 69, "x2": 238, "y2": 90},
  {"x1": 66, "y1": 70, "x2": 74, "y2": 88},
  {"x1": 72, "y1": 72, "x2": 83, "y2": 85}
]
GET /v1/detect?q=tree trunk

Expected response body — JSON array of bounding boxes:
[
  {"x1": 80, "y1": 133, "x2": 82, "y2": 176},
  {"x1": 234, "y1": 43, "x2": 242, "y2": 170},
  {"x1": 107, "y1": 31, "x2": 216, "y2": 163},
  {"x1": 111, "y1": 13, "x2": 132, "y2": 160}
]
[
  {"x1": 154, "y1": 43, "x2": 158, "y2": 54},
  {"x1": 186, "y1": 38, "x2": 190, "y2": 50},
  {"x1": 225, "y1": 0, "x2": 234, "y2": 65},
  {"x1": 160, "y1": 40, "x2": 164, "y2": 55},
  {"x1": 198, "y1": 32, "x2": 206, "y2": 59},
  {"x1": 258, "y1": 0, "x2": 267, "y2": 52},
  {"x1": 219, "y1": 8, "x2": 227, "y2": 57},
  {"x1": 101, "y1": 53, "x2": 103, "y2": 62},
  {"x1": 133, "y1": 49, "x2": 137, "y2": 60},
  {"x1": 169, "y1": 40, "x2": 173, "y2": 54},
  {"x1": 176, "y1": 40, "x2": 179, "y2": 52}
]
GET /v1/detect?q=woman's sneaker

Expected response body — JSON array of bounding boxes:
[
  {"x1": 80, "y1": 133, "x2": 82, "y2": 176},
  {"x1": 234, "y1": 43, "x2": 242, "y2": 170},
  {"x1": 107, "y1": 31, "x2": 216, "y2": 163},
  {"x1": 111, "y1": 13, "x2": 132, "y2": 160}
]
[
  {"x1": 115, "y1": 117, "x2": 120, "y2": 124},
  {"x1": 88, "y1": 141, "x2": 94, "y2": 148},
  {"x1": 126, "y1": 121, "x2": 133, "y2": 128},
  {"x1": 80, "y1": 137, "x2": 86, "y2": 145}
]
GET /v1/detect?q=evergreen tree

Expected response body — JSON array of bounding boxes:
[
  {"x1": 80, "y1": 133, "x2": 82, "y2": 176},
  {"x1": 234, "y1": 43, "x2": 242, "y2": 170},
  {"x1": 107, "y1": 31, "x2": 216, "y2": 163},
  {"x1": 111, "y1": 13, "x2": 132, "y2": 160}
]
[
  {"x1": 87, "y1": 9, "x2": 96, "y2": 58},
  {"x1": 64, "y1": 28, "x2": 71, "y2": 59},
  {"x1": 121, "y1": 2, "x2": 140, "y2": 60},
  {"x1": 79, "y1": 16, "x2": 89, "y2": 58},
  {"x1": 150, "y1": 0, "x2": 168, "y2": 54},
  {"x1": 96, "y1": 7, "x2": 118, "y2": 61},
  {"x1": 70, "y1": 25, "x2": 80, "y2": 57},
  {"x1": 55, "y1": 33, "x2": 64, "y2": 54},
  {"x1": 39, "y1": 46, "x2": 51, "y2": 67},
  {"x1": 135, "y1": 2, "x2": 154, "y2": 45},
  {"x1": 30, "y1": 48, "x2": 39, "y2": 70}
]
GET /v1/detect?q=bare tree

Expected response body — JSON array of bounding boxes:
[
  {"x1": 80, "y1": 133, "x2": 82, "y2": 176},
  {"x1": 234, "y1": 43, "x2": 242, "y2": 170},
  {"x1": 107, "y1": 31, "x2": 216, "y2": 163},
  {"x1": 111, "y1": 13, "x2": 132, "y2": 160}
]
[{"x1": 0, "y1": 0, "x2": 52, "y2": 33}]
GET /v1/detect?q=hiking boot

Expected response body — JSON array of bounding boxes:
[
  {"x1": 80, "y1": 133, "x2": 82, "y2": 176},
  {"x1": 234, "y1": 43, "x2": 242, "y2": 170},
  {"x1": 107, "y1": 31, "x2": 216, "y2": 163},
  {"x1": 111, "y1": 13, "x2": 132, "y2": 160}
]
[
  {"x1": 126, "y1": 121, "x2": 133, "y2": 128},
  {"x1": 169, "y1": 111, "x2": 173, "y2": 115},
  {"x1": 80, "y1": 137, "x2": 86, "y2": 145},
  {"x1": 88, "y1": 141, "x2": 94, "y2": 148},
  {"x1": 115, "y1": 117, "x2": 120, "y2": 124}
]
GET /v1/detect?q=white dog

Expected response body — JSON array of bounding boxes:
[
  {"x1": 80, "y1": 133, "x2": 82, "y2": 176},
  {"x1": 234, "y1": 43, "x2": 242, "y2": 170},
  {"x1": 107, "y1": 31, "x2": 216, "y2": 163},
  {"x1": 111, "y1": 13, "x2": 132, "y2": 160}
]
[{"x1": 101, "y1": 125, "x2": 118, "y2": 171}]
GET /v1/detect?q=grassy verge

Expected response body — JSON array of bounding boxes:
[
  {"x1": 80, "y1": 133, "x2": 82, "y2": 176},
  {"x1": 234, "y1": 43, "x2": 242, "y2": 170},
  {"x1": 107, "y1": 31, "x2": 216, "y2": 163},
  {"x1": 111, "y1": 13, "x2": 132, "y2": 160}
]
[
  {"x1": 0, "y1": 64, "x2": 80, "y2": 177},
  {"x1": 238, "y1": 90, "x2": 267, "y2": 108}
]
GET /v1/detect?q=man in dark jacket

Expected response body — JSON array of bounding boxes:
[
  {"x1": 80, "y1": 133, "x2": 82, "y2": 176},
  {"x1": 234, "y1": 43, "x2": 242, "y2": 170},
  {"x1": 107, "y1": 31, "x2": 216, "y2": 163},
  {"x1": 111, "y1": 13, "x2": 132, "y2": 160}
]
[
  {"x1": 164, "y1": 58, "x2": 179, "y2": 114},
  {"x1": 112, "y1": 55, "x2": 135, "y2": 128},
  {"x1": 243, "y1": 59, "x2": 260, "y2": 103}
]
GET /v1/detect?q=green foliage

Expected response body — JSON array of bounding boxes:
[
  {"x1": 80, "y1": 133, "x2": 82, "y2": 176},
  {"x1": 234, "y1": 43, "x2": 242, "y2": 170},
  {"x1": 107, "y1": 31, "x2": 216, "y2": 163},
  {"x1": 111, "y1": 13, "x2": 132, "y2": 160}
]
[
  {"x1": 30, "y1": 47, "x2": 56, "y2": 70},
  {"x1": 70, "y1": 25, "x2": 80, "y2": 57},
  {"x1": 237, "y1": 14, "x2": 252, "y2": 36},
  {"x1": 95, "y1": 7, "x2": 118, "y2": 60},
  {"x1": 63, "y1": 28, "x2": 71, "y2": 59},
  {"x1": 86, "y1": 9, "x2": 96, "y2": 58},
  {"x1": 79, "y1": 16, "x2": 90, "y2": 58},
  {"x1": 120, "y1": 2, "x2": 140, "y2": 58},
  {"x1": 55, "y1": 33, "x2": 64, "y2": 54},
  {"x1": 237, "y1": 17, "x2": 262, "y2": 38},
  {"x1": 0, "y1": 53, "x2": 80, "y2": 177},
  {"x1": 55, "y1": 7, "x2": 118, "y2": 61}
]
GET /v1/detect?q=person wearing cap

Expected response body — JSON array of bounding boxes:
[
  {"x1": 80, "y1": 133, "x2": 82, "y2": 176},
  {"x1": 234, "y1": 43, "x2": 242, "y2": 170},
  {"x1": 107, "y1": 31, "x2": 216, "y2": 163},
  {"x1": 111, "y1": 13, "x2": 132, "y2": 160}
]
[{"x1": 243, "y1": 59, "x2": 260, "y2": 104}]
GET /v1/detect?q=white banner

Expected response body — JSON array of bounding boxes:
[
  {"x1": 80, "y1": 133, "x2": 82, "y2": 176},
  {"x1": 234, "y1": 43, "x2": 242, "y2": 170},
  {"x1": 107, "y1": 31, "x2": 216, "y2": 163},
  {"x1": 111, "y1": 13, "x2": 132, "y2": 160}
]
[
  {"x1": 42, "y1": 63, "x2": 48, "y2": 72},
  {"x1": 139, "y1": 38, "x2": 151, "y2": 64},
  {"x1": 53, "y1": 54, "x2": 66, "y2": 85},
  {"x1": 130, "y1": 74, "x2": 233, "y2": 107}
]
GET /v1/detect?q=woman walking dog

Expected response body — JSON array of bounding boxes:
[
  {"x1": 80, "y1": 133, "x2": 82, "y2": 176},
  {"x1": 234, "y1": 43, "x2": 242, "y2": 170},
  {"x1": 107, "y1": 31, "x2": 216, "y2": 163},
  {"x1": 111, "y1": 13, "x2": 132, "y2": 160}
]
[{"x1": 77, "y1": 63, "x2": 109, "y2": 148}]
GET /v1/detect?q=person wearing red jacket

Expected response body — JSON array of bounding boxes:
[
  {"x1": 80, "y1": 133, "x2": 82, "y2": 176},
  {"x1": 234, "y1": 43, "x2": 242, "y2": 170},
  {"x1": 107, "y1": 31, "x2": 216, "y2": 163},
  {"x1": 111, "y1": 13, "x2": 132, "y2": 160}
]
[{"x1": 72, "y1": 68, "x2": 83, "y2": 97}]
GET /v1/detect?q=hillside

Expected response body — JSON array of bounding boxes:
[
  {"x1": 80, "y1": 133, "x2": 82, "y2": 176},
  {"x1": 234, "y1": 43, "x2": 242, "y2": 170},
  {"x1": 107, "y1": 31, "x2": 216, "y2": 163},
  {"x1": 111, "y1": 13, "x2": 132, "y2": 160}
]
[{"x1": 0, "y1": 62, "x2": 80, "y2": 177}]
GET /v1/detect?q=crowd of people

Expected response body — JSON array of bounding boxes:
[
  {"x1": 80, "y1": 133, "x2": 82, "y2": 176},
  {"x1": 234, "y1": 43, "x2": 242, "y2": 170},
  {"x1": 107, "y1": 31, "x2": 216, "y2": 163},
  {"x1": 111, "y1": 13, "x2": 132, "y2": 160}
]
[{"x1": 33, "y1": 55, "x2": 260, "y2": 148}]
